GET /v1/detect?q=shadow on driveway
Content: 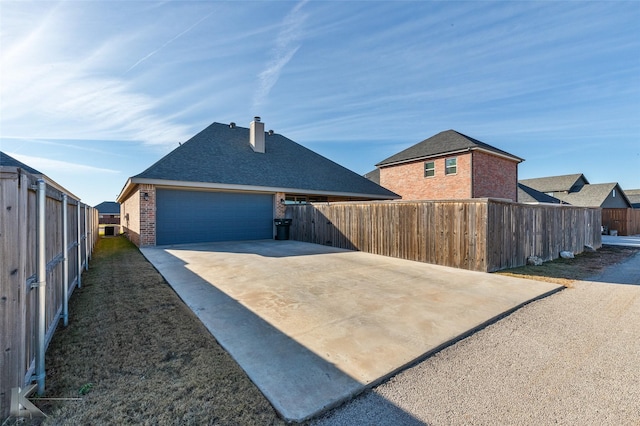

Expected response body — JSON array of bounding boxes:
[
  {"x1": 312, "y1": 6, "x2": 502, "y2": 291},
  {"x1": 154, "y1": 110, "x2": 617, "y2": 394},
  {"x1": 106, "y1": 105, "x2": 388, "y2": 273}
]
[{"x1": 141, "y1": 240, "x2": 561, "y2": 422}]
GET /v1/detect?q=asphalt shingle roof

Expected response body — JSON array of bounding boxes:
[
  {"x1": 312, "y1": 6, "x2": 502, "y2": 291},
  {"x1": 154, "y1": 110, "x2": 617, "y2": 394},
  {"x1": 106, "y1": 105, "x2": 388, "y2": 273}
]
[
  {"x1": 95, "y1": 201, "x2": 120, "y2": 214},
  {"x1": 0, "y1": 151, "x2": 42, "y2": 175},
  {"x1": 134, "y1": 122, "x2": 398, "y2": 198},
  {"x1": 625, "y1": 189, "x2": 640, "y2": 208},
  {"x1": 517, "y1": 183, "x2": 561, "y2": 204},
  {"x1": 554, "y1": 182, "x2": 628, "y2": 208},
  {"x1": 519, "y1": 174, "x2": 588, "y2": 193},
  {"x1": 376, "y1": 130, "x2": 523, "y2": 167}
]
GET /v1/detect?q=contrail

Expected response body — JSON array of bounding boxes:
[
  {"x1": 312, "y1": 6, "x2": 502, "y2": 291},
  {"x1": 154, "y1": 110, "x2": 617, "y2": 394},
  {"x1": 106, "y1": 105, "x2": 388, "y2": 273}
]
[
  {"x1": 253, "y1": 0, "x2": 309, "y2": 109},
  {"x1": 124, "y1": 9, "x2": 214, "y2": 75}
]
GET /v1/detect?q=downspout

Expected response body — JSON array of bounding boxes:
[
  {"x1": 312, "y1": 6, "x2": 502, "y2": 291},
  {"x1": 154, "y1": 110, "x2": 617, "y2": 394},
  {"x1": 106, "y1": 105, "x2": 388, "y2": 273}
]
[
  {"x1": 470, "y1": 149, "x2": 474, "y2": 198},
  {"x1": 77, "y1": 203, "x2": 82, "y2": 288},
  {"x1": 35, "y1": 179, "x2": 46, "y2": 395},
  {"x1": 62, "y1": 194, "x2": 69, "y2": 327}
]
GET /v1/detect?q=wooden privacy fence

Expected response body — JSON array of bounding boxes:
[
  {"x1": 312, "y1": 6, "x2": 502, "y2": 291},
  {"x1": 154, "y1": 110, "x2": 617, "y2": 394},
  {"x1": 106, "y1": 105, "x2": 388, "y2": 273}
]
[
  {"x1": 601, "y1": 208, "x2": 640, "y2": 236},
  {"x1": 286, "y1": 199, "x2": 601, "y2": 273},
  {"x1": 1, "y1": 167, "x2": 98, "y2": 419}
]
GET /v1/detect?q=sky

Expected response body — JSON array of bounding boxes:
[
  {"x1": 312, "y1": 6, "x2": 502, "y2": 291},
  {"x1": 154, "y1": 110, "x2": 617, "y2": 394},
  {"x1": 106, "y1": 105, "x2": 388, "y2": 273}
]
[{"x1": 1, "y1": 0, "x2": 639, "y2": 206}]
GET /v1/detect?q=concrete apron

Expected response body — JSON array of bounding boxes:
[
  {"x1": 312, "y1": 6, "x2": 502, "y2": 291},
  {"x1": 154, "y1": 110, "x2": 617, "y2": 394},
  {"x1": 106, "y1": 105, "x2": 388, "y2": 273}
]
[{"x1": 141, "y1": 240, "x2": 561, "y2": 422}]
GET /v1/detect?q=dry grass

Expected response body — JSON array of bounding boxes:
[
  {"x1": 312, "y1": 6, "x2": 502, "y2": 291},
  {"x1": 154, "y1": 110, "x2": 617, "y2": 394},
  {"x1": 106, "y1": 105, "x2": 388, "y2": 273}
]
[
  {"x1": 9, "y1": 238, "x2": 637, "y2": 425},
  {"x1": 496, "y1": 244, "x2": 640, "y2": 287},
  {"x1": 28, "y1": 236, "x2": 285, "y2": 425}
]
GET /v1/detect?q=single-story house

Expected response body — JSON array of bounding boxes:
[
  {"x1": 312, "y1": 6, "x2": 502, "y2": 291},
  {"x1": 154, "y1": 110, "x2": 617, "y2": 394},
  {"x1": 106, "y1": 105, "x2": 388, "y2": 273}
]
[
  {"x1": 95, "y1": 201, "x2": 120, "y2": 224},
  {"x1": 519, "y1": 174, "x2": 632, "y2": 208},
  {"x1": 117, "y1": 118, "x2": 399, "y2": 246},
  {"x1": 367, "y1": 130, "x2": 524, "y2": 201}
]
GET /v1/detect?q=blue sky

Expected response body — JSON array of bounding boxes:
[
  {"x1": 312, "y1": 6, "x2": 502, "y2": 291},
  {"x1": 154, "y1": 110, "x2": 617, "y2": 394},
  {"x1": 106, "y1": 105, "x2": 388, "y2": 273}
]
[{"x1": 1, "y1": 0, "x2": 639, "y2": 206}]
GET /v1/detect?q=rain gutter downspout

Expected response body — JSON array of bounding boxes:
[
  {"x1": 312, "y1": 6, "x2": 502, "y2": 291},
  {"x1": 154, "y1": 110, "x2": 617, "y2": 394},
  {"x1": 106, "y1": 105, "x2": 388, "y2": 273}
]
[
  {"x1": 62, "y1": 194, "x2": 69, "y2": 327},
  {"x1": 35, "y1": 179, "x2": 46, "y2": 395}
]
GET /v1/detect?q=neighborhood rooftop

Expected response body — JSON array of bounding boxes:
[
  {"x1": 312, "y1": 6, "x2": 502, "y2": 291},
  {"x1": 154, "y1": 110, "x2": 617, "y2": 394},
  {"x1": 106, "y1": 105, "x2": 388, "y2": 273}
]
[
  {"x1": 0, "y1": 151, "x2": 43, "y2": 175},
  {"x1": 376, "y1": 129, "x2": 523, "y2": 167},
  {"x1": 519, "y1": 173, "x2": 588, "y2": 193}
]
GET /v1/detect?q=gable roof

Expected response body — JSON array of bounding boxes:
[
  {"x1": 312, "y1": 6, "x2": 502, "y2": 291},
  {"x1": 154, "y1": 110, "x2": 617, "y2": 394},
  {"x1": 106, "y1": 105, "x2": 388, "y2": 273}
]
[
  {"x1": 95, "y1": 201, "x2": 120, "y2": 214},
  {"x1": 554, "y1": 182, "x2": 631, "y2": 208},
  {"x1": 519, "y1": 173, "x2": 588, "y2": 193},
  {"x1": 1, "y1": 151, "x2": 43, "y2": 175},
  {"x1": 376, "y1": 130, "x2": 523, "y2": 167},
  {"x1": 121, "y1": 122, "x2": 398, "y2": 201},
  {"x1": 1, "y1": 151, "x2": 81, "y2": 199},
  {"x1": 517, "y1": 183, "x2": 562, "y2": 204},
  {"x1": 625, "y1": 189, "x2": 640, "y2": 208},
  {"x1": 363, "y1": 168, "x2": 380, "y2": 185}
]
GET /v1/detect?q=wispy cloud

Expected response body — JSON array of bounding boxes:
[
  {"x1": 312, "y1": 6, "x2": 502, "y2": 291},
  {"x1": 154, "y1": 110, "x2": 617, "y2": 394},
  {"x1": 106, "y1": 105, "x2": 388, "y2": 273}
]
[
  {"x1": 124, "y1": 9, "x2": 214, "y2": 75},
  {"x1": 0, "y1": 3, "x2": 193, "y2": 146},
  {"x1": 6, "y1": 153, "x2": 120, "y2": 175},
  {"x1": 252, "y1": 0, "x2": 309, "y2": 109}
]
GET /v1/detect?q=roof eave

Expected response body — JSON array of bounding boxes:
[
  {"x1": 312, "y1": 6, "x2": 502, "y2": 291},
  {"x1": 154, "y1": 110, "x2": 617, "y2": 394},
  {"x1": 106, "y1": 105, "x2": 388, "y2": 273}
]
[{"x1": 377, "y1": 146, "x2": 523, "y2": 168}]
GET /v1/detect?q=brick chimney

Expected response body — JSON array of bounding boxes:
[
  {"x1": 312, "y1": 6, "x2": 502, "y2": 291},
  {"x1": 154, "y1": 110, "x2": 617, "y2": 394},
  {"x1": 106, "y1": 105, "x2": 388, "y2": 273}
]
[{"x1": 250, "y1": 116, "x2": 265, "y2": 153}]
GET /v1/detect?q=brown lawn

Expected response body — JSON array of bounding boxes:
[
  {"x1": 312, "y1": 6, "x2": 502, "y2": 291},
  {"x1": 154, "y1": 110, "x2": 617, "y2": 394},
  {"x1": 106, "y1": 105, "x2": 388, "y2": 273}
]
[{"x1": 9, "y1": 237, "x2": 637, "y2": 425}]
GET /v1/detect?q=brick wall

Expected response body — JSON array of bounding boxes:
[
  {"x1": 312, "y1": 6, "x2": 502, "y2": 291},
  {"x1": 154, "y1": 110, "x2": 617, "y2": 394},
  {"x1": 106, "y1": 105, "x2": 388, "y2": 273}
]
[
  {"x1": 472, "y1": 151, "x2": 518, "y2": 201},
  {"x1": 139, "y1": 184, "x2": 156, "y2": 246},
  {"x1": 120, "y1": 189, "x2": 140, "y2": 246},
  {"x1": 120, "y1": 184, "x2": 156, "y2": 247},
  {"x1": 380, "y1": 153, "x2": 472, "y2": 200},
  {"x1": 275, "y1": 192, "x2": 286, "y2": 218}
]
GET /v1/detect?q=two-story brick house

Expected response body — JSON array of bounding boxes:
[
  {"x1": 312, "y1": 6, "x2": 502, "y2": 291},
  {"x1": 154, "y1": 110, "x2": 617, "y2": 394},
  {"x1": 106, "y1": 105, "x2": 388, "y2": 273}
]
[{"x1": 368, "y1": 130, "x2": 524, "y2": 201}]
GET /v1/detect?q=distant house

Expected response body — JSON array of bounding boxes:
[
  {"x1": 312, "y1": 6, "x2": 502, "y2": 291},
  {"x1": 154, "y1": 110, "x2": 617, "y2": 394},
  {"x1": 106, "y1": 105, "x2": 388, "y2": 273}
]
[
  {"x1": 0, "y1": 151, "x2": 80, "y2": 199},
  {"x1": 95, "y1": 201, "x2": 120, "y2": 224},
  {"x1": 519, "y1": 174, "x2": 631, "y2": 208},
  {"x1": 117, "y1": 118, "x2": 399, "y2": 247},
  {"x1": 625, "y1": 189, "x2": 640, "y2": 209},
  {"x1": 369, "y1": 130, "x2": 523, "y2": 201}
]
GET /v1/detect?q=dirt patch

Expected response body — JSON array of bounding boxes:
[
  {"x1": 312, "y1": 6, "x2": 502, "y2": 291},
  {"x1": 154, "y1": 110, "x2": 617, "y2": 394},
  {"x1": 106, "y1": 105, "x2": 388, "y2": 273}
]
[
  {"x1": 25, "y1": 237, "x2": 285, "y2": 425},
  {"x1": 496, "y1": 244, "x2": 640, "y2": 286}
]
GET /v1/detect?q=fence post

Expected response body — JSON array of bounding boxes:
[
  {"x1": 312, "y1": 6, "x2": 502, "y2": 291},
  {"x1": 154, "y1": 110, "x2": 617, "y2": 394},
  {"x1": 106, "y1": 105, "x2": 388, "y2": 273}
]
[
  {"x1": 62, "y1": 194, "x2": 69, "y2": 327},
  {"x1": 77, "y1": 202, "x2": 82, "y2": 288},
  {"x1": 35, "y1": 179, "x2": 46, "y2": 395},
  {"x1": 84, "y1": 205, "x2": 89, "y2": 271}
]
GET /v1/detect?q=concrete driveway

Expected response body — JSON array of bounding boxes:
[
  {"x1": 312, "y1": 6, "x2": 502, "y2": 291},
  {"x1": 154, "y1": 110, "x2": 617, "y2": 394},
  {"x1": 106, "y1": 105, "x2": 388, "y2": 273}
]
[
  {"x1": 141, "y1": 240, "x2": 560, "y2": 422},
  {"x1": 602, "y1": 234, "x2": 640, "y2": 247}
]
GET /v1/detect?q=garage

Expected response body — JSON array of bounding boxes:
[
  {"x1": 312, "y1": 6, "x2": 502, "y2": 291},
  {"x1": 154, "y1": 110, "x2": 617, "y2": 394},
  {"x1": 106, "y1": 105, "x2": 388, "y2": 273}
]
[{"x1": 156, "y1": 189, "x2": 274, "y2": 245}]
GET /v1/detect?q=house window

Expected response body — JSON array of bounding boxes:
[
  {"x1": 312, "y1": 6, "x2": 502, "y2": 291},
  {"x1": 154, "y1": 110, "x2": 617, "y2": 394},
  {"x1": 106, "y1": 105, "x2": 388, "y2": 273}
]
[
  {"x1": 445, "y1": 157, "x2": 457, "y2": 175},
  {"x1": 424, "y1": 161, "x2": 435, "y2": 177},
  {"x1": 612, "y1": 189, "x2": 616, "y2": 198}
]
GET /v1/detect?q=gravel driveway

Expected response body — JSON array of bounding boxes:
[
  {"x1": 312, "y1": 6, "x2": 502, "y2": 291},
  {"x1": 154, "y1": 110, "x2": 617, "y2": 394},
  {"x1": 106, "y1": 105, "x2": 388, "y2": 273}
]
[{"x1": 313, "y1": 252, "x2": 640, "y2": 425}]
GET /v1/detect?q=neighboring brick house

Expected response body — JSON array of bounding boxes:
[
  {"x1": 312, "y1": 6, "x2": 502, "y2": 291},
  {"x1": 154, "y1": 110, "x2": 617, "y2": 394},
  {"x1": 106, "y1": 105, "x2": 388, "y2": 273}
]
[
  {"x1": 367, "y1": 130, "x2": 523, "y2": 201},
  {"x1": 117, "y1": 118, "x2": 399, "y2": 247},
  {"x1": 94, "y1": 201, "x2": 120, "y2": 224},
  {"x1": 518, "y1": 174, "x2": 632, "y2": 208}
]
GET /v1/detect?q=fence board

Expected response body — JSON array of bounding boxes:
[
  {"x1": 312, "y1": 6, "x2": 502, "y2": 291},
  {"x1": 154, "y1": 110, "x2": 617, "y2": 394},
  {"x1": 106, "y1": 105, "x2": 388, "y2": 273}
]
[
  {"x1": 286, "y1": 199, "x2": 601, "y2": 273},
  {"x1": 602, "y1": 208, "x2": 640, "y2": 236},
  {"x1": 0, "y1": 167, "x2": 98, "y2": 419}
]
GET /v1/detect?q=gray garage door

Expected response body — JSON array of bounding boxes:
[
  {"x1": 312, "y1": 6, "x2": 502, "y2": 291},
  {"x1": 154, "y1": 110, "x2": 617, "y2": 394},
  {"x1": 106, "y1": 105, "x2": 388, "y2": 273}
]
[{"x1": 156, "y1": 189, "x2": 274, "y2": 245}]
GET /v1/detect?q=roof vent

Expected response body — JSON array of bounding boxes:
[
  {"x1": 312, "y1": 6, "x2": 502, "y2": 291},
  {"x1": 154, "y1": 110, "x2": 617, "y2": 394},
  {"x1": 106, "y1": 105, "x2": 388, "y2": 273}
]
[
  {"x1": 229, "y1": 122, "x2": 236, "y2": 128},
  {"x1": 268, "y1": 129, "x2": 274, "y2": 136}
]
